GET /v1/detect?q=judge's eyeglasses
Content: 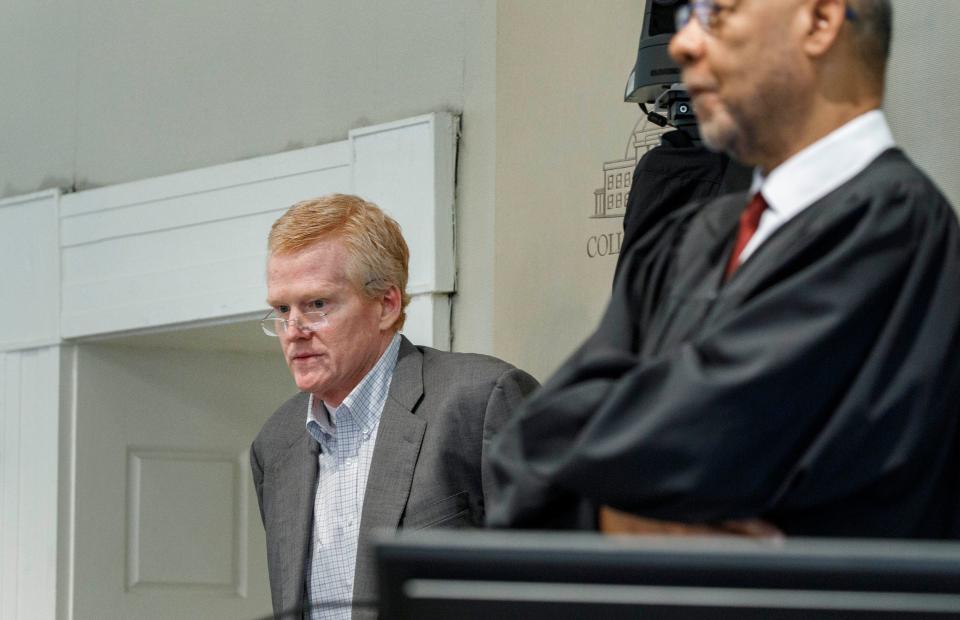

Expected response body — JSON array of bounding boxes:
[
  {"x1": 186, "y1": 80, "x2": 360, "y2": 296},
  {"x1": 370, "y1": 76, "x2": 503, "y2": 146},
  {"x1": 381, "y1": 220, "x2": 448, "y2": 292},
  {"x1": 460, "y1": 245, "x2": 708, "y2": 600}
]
[{"x1": 675, "y1": 0, "x2": 859, "y2": 35}]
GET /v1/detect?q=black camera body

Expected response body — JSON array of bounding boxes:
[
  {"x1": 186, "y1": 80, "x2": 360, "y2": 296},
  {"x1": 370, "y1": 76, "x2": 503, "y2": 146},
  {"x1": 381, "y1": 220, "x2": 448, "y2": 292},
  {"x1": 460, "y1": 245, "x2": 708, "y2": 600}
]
[
  {"x1": 661, "y1": 86, "x2": 696, "y2": 128},
  {"x1": 624, "y1": 0, "x2": 685, "y2": 106},
  {"x1": 625, "y1": 0, "x2": 698, "y2": 141}
]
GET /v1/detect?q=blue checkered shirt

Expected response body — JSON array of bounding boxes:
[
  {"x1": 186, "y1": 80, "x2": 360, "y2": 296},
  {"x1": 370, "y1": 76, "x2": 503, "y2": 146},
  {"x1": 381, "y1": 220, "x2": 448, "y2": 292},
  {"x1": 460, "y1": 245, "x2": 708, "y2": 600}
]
[{"x1": 304, "y1": 333, "x2": 400, "y2": 620}]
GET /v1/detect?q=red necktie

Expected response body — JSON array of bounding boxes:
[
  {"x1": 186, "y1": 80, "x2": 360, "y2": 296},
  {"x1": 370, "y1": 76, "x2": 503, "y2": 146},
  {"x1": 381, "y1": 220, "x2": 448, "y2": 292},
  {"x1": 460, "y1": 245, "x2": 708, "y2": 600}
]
[{"x1": 724, "y1": 192, "x2": 768, "y2": 280}]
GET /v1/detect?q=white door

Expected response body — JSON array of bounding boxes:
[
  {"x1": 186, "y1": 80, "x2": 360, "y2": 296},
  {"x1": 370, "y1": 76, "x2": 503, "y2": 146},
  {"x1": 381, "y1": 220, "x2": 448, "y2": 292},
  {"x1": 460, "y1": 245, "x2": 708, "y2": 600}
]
[{"x1": 68, "y1": 323, "x2": 292, "y2": 620}]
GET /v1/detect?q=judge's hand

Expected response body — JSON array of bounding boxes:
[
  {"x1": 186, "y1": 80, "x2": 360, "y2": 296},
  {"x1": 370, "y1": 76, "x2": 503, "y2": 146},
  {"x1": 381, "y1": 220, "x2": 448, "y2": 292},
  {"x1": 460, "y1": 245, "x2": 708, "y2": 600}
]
[{"x1": 599, "y1": 505, "x2": 783, "y2": 539}]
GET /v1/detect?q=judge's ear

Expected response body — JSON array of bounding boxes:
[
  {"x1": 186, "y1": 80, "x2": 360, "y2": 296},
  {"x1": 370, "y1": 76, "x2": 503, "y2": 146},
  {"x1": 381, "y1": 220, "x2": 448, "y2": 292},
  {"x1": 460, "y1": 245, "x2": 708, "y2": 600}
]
[{"x1": 802, "y1": 0, "x2": 847, "y2": 58}]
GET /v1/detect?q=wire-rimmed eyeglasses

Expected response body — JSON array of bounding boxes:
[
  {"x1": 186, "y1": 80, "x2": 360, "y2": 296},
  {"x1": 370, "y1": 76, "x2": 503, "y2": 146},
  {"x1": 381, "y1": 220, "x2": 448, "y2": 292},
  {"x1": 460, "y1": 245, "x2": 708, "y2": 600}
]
[
  {"x1": 260, "y1": 310, "x2": 329, "y2": 337},
  {"x1": 675, "y1": 0, "x2": 859, "y2": 35}
]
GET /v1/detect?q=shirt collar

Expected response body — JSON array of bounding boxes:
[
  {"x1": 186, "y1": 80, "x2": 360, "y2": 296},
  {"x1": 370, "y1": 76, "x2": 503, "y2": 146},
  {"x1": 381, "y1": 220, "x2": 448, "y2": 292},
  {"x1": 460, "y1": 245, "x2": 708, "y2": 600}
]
[
  {"x1": 305, "y1": 332, "x2": 402, "y2": 438},
  {"x1": 751, "y1": 110, "x2": 895, "y2": 216}
]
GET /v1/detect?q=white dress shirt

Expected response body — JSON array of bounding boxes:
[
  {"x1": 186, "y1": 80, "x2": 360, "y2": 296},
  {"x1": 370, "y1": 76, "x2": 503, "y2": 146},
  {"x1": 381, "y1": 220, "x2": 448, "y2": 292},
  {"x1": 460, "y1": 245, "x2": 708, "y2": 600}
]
[
  {"x1": 738, "y1": 109, "x2": 896, "y2": 264},
  {"x1": 304, "y1": 333, "x2": 401, "y2": 620}
]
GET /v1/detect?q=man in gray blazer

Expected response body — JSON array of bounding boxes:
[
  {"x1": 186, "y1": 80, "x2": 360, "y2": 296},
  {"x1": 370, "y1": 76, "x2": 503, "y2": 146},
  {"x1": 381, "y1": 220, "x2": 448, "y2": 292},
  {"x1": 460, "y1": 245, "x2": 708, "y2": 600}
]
[{"x1": 250, "y1": 194, "x2": 538, "y2": 619}]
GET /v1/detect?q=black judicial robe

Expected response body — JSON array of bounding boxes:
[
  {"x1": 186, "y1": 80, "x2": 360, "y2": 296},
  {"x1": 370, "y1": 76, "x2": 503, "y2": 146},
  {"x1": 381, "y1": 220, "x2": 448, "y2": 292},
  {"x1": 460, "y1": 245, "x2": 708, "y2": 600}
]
[{"x1": 488, "y1": 149, "x2": 960, "y2": 538}]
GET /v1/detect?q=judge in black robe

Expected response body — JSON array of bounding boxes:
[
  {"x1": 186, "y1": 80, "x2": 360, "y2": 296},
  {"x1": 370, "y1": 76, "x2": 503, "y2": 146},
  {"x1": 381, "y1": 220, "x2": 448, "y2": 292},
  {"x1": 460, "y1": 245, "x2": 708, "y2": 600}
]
[
  {"x1": 488, "y1": 0, "x2": 960, "y2": 540},
  {"x1": 488, "y1": 147, "x2": 960, "y2": 538}
]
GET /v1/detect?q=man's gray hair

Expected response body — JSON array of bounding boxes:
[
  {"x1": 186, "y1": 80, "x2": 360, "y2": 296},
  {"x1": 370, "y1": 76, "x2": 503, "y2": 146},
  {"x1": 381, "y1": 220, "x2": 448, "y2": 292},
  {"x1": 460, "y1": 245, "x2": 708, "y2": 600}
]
[{"x1": 849, "y1": 0, "x2": 892, "y2": 84}]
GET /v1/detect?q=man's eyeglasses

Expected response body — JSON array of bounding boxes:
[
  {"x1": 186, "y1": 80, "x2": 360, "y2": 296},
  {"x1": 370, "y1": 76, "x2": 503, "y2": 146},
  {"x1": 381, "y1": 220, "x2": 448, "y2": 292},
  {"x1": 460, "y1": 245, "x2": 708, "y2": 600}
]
[
  {"x1": 675, "y1": 0, "x2": 859, "y2": 35},
  {"x1": 260, "y1": 310, "x2": 330, "y2": 337}
]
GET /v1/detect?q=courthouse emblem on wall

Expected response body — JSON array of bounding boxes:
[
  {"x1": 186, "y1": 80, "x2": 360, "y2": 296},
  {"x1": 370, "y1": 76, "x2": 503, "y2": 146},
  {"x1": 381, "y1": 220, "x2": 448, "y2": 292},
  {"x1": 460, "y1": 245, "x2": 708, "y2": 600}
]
[
  {"x1": 592, "y1": 120, "x2": 666, "y2": 219},
  {"x1": 585, "y1": 119, "x2": 667, "y2": 259}
]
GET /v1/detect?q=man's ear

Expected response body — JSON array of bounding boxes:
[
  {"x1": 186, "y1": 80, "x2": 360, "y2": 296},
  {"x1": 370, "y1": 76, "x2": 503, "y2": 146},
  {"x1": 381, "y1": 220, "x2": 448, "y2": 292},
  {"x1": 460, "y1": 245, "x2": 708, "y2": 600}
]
[
  {"x1": 803, "y1": 0, "x2": 846, "y2": 58},
  {"x1": 378, "y1": 284, "x2": 402, "y2": 331}
]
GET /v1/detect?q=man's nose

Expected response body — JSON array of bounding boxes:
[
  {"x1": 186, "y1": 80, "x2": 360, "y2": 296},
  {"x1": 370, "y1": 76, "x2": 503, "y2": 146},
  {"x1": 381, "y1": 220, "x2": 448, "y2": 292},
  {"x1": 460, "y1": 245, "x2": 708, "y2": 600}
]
[
  {"x1": 668, "y1": 19, "x2": 706, "y2": 67},
  {"x1": 283, "y1": 309, "x2": 312, "y2": 339}
]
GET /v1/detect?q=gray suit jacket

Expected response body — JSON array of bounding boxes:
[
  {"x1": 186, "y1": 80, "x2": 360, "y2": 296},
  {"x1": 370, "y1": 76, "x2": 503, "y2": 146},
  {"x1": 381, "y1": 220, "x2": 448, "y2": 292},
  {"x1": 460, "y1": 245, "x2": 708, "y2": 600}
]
[{"x1": 250, "y1": 336, "x2": 538, "y2": 619}]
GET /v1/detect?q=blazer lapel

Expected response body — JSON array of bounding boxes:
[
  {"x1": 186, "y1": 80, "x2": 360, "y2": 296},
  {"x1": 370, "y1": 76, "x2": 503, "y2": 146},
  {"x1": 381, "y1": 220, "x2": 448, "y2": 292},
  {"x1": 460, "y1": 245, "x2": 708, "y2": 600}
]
[
  {"x1": 352, "y1": 336, "x2": 427, "y2": 607},
  {"x1": 272, "y1": 409, "x2": 319, "y2": 615}
]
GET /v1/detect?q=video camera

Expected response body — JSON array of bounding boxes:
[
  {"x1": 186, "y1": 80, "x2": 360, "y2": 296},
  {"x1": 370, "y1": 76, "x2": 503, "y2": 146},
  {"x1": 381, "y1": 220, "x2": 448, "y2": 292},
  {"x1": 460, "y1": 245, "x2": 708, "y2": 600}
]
[{"x1": 624, "y1": 0, "x2": 697, "y2": 138}]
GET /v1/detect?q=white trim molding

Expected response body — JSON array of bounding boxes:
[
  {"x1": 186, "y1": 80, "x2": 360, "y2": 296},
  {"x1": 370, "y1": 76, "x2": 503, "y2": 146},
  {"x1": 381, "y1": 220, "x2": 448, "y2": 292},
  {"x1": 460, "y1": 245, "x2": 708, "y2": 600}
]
[
  {"x1": 58, "y1": 112, "x2": 457, "y2": 348},
  {"x1": 0, "y1": 190, "x2": 61, "y2": 352},
  {"x1": 1, "y1": 346, "x2": 61, "y2": 620}
]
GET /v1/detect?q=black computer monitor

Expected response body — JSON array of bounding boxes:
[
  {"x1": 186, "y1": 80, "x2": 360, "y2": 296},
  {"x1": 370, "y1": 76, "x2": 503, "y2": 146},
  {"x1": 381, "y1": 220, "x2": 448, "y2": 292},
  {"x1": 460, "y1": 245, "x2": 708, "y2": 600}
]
[{"x1": 376, "y1": 531, "x2": 960, "y2": 619}]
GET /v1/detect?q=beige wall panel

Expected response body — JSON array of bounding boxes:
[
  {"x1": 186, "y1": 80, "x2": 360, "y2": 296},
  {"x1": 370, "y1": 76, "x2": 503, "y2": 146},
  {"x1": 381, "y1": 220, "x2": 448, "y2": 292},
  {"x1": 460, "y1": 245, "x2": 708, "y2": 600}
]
[
  {"x1": 494, "y1": 0, "x2": 647, "y2": 380},
  {"x1": 885, "y1": 0, "x2": 960, "y2": 209},
  {"x1": 451, "y1": 0, "x2": 498, "y2": 356}
]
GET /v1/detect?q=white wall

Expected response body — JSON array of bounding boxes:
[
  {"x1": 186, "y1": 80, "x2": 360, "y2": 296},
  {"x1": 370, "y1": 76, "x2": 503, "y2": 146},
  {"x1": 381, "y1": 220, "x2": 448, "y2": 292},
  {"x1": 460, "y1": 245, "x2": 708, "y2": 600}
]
[{"x1": 0, "y1": 1, "x2": 472, "y2": 195}]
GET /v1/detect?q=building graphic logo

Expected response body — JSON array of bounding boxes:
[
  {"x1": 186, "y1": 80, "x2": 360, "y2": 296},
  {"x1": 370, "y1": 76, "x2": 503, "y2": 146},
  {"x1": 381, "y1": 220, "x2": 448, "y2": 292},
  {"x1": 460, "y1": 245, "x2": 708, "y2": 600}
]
[
  {"x1": 585, "y1": 118, "x2": 667, "y2": 259},
  {"x1": 592, "y1": 119, "x2": 667, "y2": 219}
]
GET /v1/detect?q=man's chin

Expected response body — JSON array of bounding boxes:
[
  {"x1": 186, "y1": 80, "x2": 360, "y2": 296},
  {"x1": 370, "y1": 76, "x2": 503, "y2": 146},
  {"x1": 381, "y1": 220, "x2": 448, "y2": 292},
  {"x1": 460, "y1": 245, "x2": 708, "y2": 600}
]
[{"x1": 293, "y1": 375, "x2": 327, "y2": 395}]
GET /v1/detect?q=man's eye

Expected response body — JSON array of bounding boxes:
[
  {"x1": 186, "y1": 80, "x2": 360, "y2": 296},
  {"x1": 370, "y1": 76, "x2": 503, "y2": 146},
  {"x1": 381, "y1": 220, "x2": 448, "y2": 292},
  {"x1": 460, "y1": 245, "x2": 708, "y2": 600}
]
[
  {"x1": 310, "y1": 300, "x2": 327, "y2": 310},
  {"x1": 277, "y1": 305, "x2": 290, "y2": 314}
]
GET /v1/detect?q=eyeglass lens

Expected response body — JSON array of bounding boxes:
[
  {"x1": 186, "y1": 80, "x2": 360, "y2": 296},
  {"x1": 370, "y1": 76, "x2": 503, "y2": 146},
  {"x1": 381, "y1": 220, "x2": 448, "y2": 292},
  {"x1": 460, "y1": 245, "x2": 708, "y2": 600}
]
[{"x1": 261, "y1": 312, "x2": 328, "y2": 336}]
